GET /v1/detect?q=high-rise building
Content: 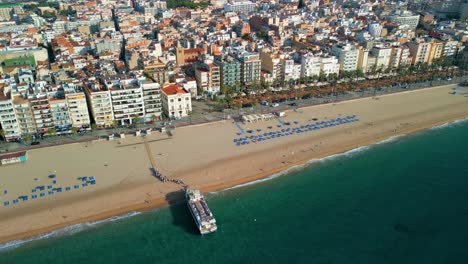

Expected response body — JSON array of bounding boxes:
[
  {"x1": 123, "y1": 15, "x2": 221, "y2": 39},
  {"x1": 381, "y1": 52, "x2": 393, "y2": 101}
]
[
  {"x1": 238, "y1": 52, "x2": 261, "y2": 85},
  {"x1": 216, "y1": 56, "x2": 241, "y2": 88},
  {"x1": 332, "y1": 44, "x2": 360, "y2": 73}
]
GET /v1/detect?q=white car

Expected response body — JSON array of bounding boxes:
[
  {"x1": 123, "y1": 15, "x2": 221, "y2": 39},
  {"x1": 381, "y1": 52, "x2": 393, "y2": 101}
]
[{"x1": 271, "y1": 103, "x2": 279, "y2": 107}]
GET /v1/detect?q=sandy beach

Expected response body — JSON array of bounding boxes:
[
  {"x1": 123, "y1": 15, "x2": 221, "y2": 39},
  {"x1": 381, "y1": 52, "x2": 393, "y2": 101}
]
[{"x1": 0, "y1": 84, "x2": 467, "y2": 244}]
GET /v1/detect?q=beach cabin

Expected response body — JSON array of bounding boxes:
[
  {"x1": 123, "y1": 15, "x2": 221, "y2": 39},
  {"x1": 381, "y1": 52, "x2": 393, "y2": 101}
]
[
  {"x1": 135, "y1": 130, "x2": 141, "y2": 137},
  {"x1": 0, "y1": 151, "x2": 27, "y2": 166},
  {"x1": 119, "y1": 133, "x2": 125, "y2": 139},
  {"x1": 108, "y1": 134, "x2": 115, "y2": 140},
  {"x1": 146, "y1": 128, "x2": 152, "y2": 135}
]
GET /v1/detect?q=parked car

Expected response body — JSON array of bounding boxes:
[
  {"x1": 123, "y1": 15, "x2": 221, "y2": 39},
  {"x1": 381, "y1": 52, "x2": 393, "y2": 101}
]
[
  {"x1": 260, "y1": 100, "x2": 269, "y2": 106},
  {"x1": 289, "y1": 102, "x2": 298, "y2": 106},
  {"x1": 271, "y1": 103, "x2": 280, "y2": 107},
  {"x1": 30, "y1": 141, "x2": 40, "y2": 146},
  {"x1": 242, "y1": 103, "x2": 253, "y2": 108}
]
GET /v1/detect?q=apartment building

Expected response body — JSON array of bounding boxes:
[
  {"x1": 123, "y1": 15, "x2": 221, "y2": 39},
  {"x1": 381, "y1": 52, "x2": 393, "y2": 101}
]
[
  {"x1": 224, "y1": 1, "x2": 256, "y2": 13},
  {"x1": 260, "y1": 49, "x2": 282, "y2": 81},
  {"x1": 408, "y1": 39, "x2": 431, "y2": 65},
  {"x1": 0, "y1": 88, "x2": 21, "y2": 142},
  {"x1": 12, "y1": 96, "x2": 37, "y2": 136},
  {"x1": 371, "y1": 45, "x2": 393, "y2": 70},
  {"x1": 215, "y1": 56, "x2": 241, "y2": 88},
  {"x1": 105, "y1": 78, "x2": 145, "y2": 125},
  {"x1": 140, "y1": 79, "x2": 162, "y2": 121},
  {"x1": 29, "y1": 95, "x2": 54, "y2": 134},
  {"x1": 238, "y1": 52, "x2": 261, "y2": 85},
  {"x1": 195, "y1": 63, "x2": 221, "y2": 94},
  {"x1": 300, "y1": 53, "x2": 322, "y2": 78},
  {"x1": 390, "y1": 45, "x2": 410, "y2": 69},
  {"x1": 49, "y1": 98, "x2": 72, "y2": 133},
  {"x1": 83, "y1": 80, "x2": 114, "y2": 128},
  {"x1": 387, "y1": 10, "x2": 420, "y2": 29},
  {"x1": 332, "y1": 44, "x2": 360, "y2": 72},
  {"x1": 66, "y1": 92, "x2": 91, "y2": 130}
]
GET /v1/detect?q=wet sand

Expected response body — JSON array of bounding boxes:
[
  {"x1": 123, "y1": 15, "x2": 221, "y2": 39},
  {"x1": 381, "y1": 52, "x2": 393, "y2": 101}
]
[{"x1": 0, "y1": 84, "x2": 467, "y2": 244}]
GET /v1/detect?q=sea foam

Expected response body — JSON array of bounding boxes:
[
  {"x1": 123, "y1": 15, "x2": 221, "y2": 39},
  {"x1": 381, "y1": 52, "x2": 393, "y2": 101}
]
[
  {"x1": 0, "y1": 211, "x2": 141, "y2": 252},
  {"x1": 214, "y1": 135, "x2": 406, "y2": 193},
  {"x1": 430, "y1": 117, "x2": 468, "y2": 130}
]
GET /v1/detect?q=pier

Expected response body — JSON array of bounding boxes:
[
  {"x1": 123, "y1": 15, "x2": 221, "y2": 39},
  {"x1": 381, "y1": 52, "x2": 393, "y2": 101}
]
[{"x1": 142, "y1": 139, "x2": 187, "y2": 188}]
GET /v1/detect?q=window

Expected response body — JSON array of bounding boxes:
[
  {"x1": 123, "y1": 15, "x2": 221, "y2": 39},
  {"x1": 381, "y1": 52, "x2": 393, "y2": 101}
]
[{"x1": 178, "y1": 98, "x2": 181, "y2": 102}]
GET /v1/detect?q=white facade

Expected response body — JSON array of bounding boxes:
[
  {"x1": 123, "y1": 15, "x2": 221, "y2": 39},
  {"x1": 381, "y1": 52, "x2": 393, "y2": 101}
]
[
  {"x1": 50, "y1": 99, "x2": 72, "y2": 132},
  {"x1": 0, "y1": 98, "x2": 21, "y2": 141},
  {"x1": 161, "y1": 85, "x2": 192, "y2": 119},
  {"x1": 140, "y1": 80, "x2": 162, "y2": 121},
  {"x1": 224, "y1": 1, "x2": 256, "y2": 13},
  {"x1": 443, "y1": 41, "x2": 459, "y2": 57},
  {"x1": 85, "y1": 86, "x2": 114, "y2": 128},
  {"x1": 371, "y1": 46, "x2": 393, "y2": 70},
  {"x1": 332, "y1": 44, "x2": 359, "y2": 72},
  {"x1": 368, "y1": 22, "x2": 383, "y2": 37},
  {"x1": 108, "y1": 82, "x2": 145, "y2": 125},
  {"x1": 300, "y1": 54, "x2": 321, "y2": 78},
  {"x1": 321, "y1": 57, "x2": 340, "y2": 76},
  {"x1": 388, "y1": 11, "x2": 420, "y2": 29},
  {"x1": 66, "y1": 93, "x2": 91, "y2": 130}
]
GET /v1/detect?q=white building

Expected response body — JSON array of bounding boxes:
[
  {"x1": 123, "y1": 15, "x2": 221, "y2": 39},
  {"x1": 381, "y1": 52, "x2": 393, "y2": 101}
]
[
  {"x1": 0, "y1": 90, "x2": 21, "y2": 142},
  {"x1": 105, "y1": 78, "x2": 145, "y2": 125},
  {"x1": 66, "y1": 92, "x2": 91, "y2": 130},
  {"x1": 84, "y1": 80, "x2": 115, "y2": 128},
  {"x1": 443, "y1": 40, "x2": 459, "y2": 57},
  {"x1": 300, "y1": 54, "x2": 321, "y2": 78},
  {"x1": 224, "y1": 1, "x2": 256, "y2": 13},
  {"x1": 320, "y1": 56, "x2": 340, "y2": 76},
  {"x1": 49, "y1": 99, "x2": 72, "y2": 133},
  {"x1": 140, "y1": 79, "x2": 162, "y2": 121},
  {"x1": 371, "y1": 45, "x2": 393, "y2": 70},
  {"x1": 368, "y1": 22, "x2": 383, "y2": 37},
  {"x1": 332, "y1": 43, "x2": 360, "y2": 72},
  {"x1": 161, "y1": 84, "x2": 192, "y2": 119},
  {"x1": 387, "y1": 11, "x2": 420, "y2": 29}
]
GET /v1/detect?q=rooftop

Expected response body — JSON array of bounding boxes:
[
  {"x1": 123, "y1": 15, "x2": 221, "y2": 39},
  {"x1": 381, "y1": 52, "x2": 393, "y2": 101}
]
[{"x1": 162, "y1": 84, "x2": 189, "y2": 95}]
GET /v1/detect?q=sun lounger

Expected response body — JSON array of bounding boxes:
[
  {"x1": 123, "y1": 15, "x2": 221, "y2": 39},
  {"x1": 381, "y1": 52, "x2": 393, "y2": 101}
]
[
  {"x1": 3, "y1": 201, "x2": 9, "y2": 206},
  {"x1": 32, "y1": 189, "x2": 36, "y2": 193},
  {"x1": 40, "y1": 193, "x2": 45, "y2": 197},
  {"x1": 47, "y1": 185, "x2": 52, "y2": 189},
  {"x1": 48, "y1": 191, "x2": 54, "y2": 195},
  {"x1": 13, "y1": 199, "x2": 19, "y2": 204},
  {"x1": 32, "y1": 195, "x2": 37, "y2": 199},
  {"x1": 74, "y1": 185, "x2": 80, "y2": 189},
  {"x1": 66, "y1": 187, "x2": 71, "y2": 191}
]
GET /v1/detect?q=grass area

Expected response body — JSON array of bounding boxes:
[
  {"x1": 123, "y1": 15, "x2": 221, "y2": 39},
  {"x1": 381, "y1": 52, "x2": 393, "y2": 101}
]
[
  {"x1": 166, "y1": 0, "x2": 210, "y2": 9},
  {"x1": 3, "y1": 56, "x2": 36, "y2": 67}
]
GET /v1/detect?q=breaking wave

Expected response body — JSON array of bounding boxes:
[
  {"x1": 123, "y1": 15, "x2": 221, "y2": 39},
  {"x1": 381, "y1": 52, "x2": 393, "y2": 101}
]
[{"x1": 0, "y1": 211, "x2": 141, "y2": 252}]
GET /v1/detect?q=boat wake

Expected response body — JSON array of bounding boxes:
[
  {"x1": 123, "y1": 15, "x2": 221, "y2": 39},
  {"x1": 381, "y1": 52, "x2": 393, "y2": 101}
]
[{"x1": 0, "y1": 211, "x2": 141, "y2": 252}]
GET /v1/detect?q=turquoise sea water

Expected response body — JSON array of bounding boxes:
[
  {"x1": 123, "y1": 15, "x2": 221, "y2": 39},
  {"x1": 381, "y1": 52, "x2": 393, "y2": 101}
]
[{"x1": 1, "y1": 119, "x2": 468, "y2": 264}]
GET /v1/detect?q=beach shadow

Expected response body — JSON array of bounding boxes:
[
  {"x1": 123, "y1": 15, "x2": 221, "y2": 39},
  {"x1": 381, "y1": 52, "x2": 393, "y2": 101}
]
[{"x1": 165, "y1": 190, "x2": 199, "y2": 235}]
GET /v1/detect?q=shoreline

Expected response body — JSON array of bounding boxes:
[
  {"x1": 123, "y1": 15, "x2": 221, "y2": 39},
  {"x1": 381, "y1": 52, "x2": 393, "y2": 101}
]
[{"x1": 1, "y1": 114, "x2": 466, "y2": 247}]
